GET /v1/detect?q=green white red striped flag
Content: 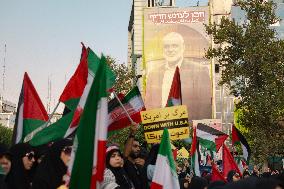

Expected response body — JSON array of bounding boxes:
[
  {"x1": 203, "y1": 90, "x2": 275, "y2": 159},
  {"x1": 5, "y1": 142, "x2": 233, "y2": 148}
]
[
  {"x1": 108, "y1": 86, "x2": 145, "y2": 132},
  {"x1": 190, "y1": 127, "x2": 201, "y2": 176},
  {"x1": 150, "y1": 128, "x2": 180, "y2": 189},
  {"x1": 12, "y1": 72, "x2": 48, "y2": 144},
  {"x1": 67, "y1": 55, "x2": 113, "y2": 189}
]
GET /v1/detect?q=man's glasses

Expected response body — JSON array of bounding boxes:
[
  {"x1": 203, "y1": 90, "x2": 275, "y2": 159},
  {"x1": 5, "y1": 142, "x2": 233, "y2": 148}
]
[
  {"x1": 25, "y1": 151, "x2": 35, "y2": 161},
  {"x1": 62, "y1": 146, "x2": 72, "y2": 155}
]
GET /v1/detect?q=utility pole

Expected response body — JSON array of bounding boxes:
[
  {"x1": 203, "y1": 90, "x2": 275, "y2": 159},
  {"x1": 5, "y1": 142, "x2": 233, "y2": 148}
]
[{"x1": 2, "y1": 44, "x2": 6, "y2": 96}]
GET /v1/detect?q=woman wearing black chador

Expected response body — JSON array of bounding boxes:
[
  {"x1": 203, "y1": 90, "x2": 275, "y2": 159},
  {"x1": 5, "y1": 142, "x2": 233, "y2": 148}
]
[
  {"x1": 101, "y1": 145, "x2": 135, "y2": 189},
  {"x1": 5, "y1": 143, "x2": 36, "y2": 189},
  {"x1": 32, "y1": 139, "x2": 72, "y2": 189}
]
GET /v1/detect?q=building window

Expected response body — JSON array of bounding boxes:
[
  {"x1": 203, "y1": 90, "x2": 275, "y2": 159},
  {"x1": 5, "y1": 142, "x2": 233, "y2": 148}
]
[
  {"x1": 215, "y1": 64, "x2": 220, "y2": 73},
  {"x1": 148, "y1": 0, "x2": 173, "y2": 7}
]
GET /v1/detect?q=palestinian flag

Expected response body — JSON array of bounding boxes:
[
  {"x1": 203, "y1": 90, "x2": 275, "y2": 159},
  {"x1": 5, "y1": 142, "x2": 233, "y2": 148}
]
[
  {"x1": 68, "y1": 55, "x2": 112, "y2": 189},
  {"x1": 166, "y1": 67, "x2": 182, "y2": 107},
  {"x1": 64, "y1": 48, "x2": 115, "y2": 137},
  {"x1": 28, "y1": 110, "x2": 74, "y2": 146},
  {"x1": 222, "y1": 144, "x2": 242, "y2": 178},
  {"x1": 232, "y1": 125, "x2": 251, "y2": 161},
  {"x1": 190, "y1": 127, "x2": 201, "y2": 176},
  {"x1": 196, "y1": 123, "x2": 228, "y2": 152},
  {"x1": 59, "y1": 43, "x2": 89, "y2": 110},
  {"x1": 12, "y1": 72, "x2": 48, "y2": 144},
  {"x1": 108, "y1": 86, "x2": 145, "y2": 132},
  {"x1": 150, "y1": 129, "x2": 180, "y2": 189}
]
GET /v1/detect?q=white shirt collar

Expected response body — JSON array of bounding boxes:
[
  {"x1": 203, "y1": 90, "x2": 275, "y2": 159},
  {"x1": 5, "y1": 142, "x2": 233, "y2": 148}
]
[{"x1": 165, "y1": 57, "x2": 183, "y2": 70}]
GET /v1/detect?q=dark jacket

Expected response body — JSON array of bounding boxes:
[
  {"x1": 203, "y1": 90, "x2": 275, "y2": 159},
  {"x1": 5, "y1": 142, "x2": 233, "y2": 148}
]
[
  {"x1": 32, "y1": 139, "x2": 72, "y2": 189},
  {"x1": 5, "y1": 143, "x2": 34, "y2": 189}
]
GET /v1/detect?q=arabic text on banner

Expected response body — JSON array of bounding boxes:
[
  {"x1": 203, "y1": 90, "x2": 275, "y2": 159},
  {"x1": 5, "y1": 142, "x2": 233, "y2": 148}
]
[{"x1": 141, "y1": 105, "x2": 190, "y2": 143}]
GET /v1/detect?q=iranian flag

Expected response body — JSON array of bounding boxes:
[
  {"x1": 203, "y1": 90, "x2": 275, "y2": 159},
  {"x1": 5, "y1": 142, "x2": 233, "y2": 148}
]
[
  {"x1": 196, "y1": 123, "x2": 228, "y2": 152},
  {"x1": 12, "y1": 72, "x2": 48, "y2": 144},
  {"x1": 68, "y1": 55, "x2": 113, "y2": 189},
  {"x1": 190, "y1": 127, "x2": 201, "y2": 176},
  {"x1": 63, "y1": 47, "x2": 115, "y2": 137},
  {"x1": 150, "y1": 129, "x2": 180, "y2": 189},
  {"x1": 108, "y1": 86, "x2": 145, "y2": 132},
  {"x1": 232, "y1": 125, "x2": 251, "y2": 161},
  {"x1": 166, "y1": 67, "x2": 182, "y2": 107}
]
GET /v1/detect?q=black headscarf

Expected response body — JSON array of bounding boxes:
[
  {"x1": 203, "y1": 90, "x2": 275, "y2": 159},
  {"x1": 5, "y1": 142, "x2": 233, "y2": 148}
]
[
  {"x1": 106, "y1": 148, "x2": 134, "y2": 189},
  {"x1": 32, "y1": 139, "x2": 73, "y2": 189},
  {"x1": 5, "y1": 143, "x2": 34, "y2": 189},
  {"x1": 190, "y1": 176, "x2": 208, "y2": 189},
  {"x1": 226, "y1": 170, "x2": 237, "y2": 183},
  {"x1": 145, "y1": 144, "x2": 160, "y2": 166}
]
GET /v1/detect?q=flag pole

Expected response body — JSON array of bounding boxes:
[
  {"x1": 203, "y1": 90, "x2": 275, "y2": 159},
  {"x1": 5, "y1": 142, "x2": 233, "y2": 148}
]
[
  {"x1": 24, "y1": 101, "x2": 60, "y2": 142},
  {"x1": 113, "y1": 90, "x2": 135, "y2": 125}
]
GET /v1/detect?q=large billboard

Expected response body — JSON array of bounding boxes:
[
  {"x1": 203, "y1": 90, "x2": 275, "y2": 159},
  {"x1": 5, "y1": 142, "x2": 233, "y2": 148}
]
[{"x1": 143, "y1": 7, "x2": 212, "y2": 121}]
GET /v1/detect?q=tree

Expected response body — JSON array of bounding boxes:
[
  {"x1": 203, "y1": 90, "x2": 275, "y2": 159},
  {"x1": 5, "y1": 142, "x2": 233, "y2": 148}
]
[
  {"x1": 0, "y1": 124, "x2": 13, "y2": 147},
  {"x1": 205, "y1": 0, "x2": 284, "y2": 163},
  {"x1": 106, "y1": 56, "x2": 135, "y2": 94}
]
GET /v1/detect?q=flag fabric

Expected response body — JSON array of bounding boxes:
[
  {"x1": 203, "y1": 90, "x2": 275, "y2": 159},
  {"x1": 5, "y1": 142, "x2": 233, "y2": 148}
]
[
  {"x1": 190, "y1": 127, "x2": 201, "y2": 176},
  {"x1": 196, "y1": 123, "x2": 228, "y2": 152},
  {"x1": 166, "y1": 67, "x2": 182, "y2": 107},
  {"x1": 236, "y1": 157, "x2": 247, "y2": 174},
  {"x1": 28, "y1": 110, "x2": 74, "y2": 146},
  {"x1": 12, "y1": 72, "x2": 48, "y2": 144},
  {"x1": 232, "y1": 125, "x2": 251, "y2": 161},
  {"x1": 150, "y1": 129, "x2": 180, "y2": 189},
  {"x1": 0, "y1": 164, "x2": 5, "y2": 175},
  {"x1": 211, "y1": 162, "x2": 226, "y2": 182},
  {"x1": 59, "y1": 44, "x2": 89, "y2": 110},
  {"x1": 222, "y1": 144, "x2": 242, "y2": 178},
  {"x1": 68, "y1": 55, "x2": 111, "y2": 189},
  {"x1": 64, "y1": 48, "x2": 115, "y2": 138},
  {"x1": 108, "y1": 86, "x2": 145, "y2": 132}
]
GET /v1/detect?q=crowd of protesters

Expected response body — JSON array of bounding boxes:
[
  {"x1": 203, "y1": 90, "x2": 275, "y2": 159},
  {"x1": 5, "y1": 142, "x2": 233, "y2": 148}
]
[{"x1": 0, "y1": 125, "x2": 283, "y2": 189}]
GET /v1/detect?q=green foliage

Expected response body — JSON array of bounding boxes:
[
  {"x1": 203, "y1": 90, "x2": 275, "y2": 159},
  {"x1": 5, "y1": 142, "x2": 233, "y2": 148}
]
[
  {"x1": 106, "y1": 56, "x2": 135, "y2": 94},
  {"x1": 107, "y1": 125, "x2": 146, "y2": 150},
  {"x1": 0, "y1": 124, "x2": 13, "y2": 147},
  {"x1": 206, "y1": 0, "x2": 284, "y2": 163}
]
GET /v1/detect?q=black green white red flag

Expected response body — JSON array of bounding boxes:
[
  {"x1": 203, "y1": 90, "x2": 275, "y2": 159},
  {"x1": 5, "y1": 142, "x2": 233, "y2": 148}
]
[
  {"x1": 63, "y1": 48, "x2": 115, "y2": 138},
  {"x1": 59, "y1": 43, "x2": 89, "y2": 110},
  {"x1": 232, "y1": 125, "x2": 251, "y2": 161},
  {"x1": 196, "y1": 123, "x2": 228, "y2": 152},
  {"x1": 12, "y1": 72, "x2": 48, "y2": 144}
]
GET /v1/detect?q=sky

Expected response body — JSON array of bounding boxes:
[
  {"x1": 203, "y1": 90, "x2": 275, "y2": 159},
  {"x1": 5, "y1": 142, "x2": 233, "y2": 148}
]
[{"x1": 0, "y1": 0, "x2": 207, "y2": 113}]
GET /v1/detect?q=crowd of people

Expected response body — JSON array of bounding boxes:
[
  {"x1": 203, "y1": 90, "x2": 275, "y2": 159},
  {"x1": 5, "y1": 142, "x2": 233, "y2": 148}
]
[{"x1": 0, "y1": 126, "x2": 283, "y2": 189}]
